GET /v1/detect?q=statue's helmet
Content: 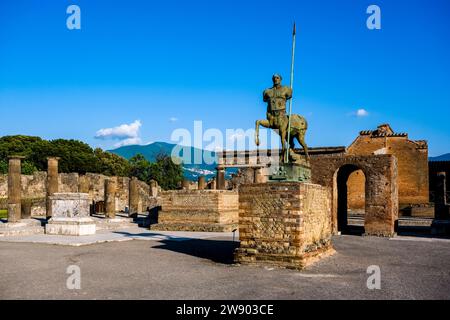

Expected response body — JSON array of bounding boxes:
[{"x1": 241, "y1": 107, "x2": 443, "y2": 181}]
[{"x1": 272, "y1": 73, "x2": 282, "y2": 81}]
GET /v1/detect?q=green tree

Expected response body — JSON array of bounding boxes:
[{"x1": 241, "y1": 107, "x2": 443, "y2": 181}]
[
  {"x1": 149, "y1": 154, "x2": 183, "y2": 190},
  {"x1": 0, "y1": 160, "x2": 7, "y2": 174},
  {"x1": 0, "y1": 159, "x2": 37, "y2": 175},
  {"x1": 94, "y1": 148, "x2": 131, "y2": 177},
  {"x1": 21, "y1": 161, "x2": 38, "y2": 175},
  {"x1": 129, "y1": 153, "x2": 151, "y2": 182},
  {"x1": 50, "y1": 139, "x2": 98, "y2": 173}
]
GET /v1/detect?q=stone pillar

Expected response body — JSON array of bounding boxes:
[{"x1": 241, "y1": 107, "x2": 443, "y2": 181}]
[
  {"x1": 21, "y1": 199, "x2": 32, "y2": 219},
  {"x1": 254, "y1": 168, "x2": 265, "y2": 183},
  {"x1": 105, "y1": 178, "x2": 117, "y2": 218},
  {"x1": 129, "y1": 177, "x2": 139, "y2": 215},
  {"x1": 149, "y1": 180, "x2": 158, "y2": 197},
  {"x1": 209, "y1": 178, "x2": 216, "y2": 190},
  {"x1": 435, "y1": 172, "x2": 448, "y2": 219},
  {"x1": 46, "y1": 157, "x2": 60, "y2": 219},
  {"x1": 7, "y1": 156, "x2": 24, "y2": 223},
  {"x1": 182, "y1": 179, "x2": 190, "y2": 190},
  {"x1": 216, "y1": 169, "x2": 225, "y2": 190},
  {"x1": 198, "y1": 176, "x2": 206, "y2": 190}
]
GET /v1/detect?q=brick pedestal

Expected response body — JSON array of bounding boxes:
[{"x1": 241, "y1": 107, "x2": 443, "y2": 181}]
[
  {"x1": 151, "y1": 190, "x2": 238, "y2": 232},
  {"x1": 235, "y1": 182, "x2": 335, "y2": 270}
]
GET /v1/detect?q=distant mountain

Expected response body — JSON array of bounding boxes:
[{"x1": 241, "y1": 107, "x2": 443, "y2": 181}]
[
  {"x1": 108, "y1": 142, "x2": 237, "y2": 181},
  {"x1": 110, "y1": 142, "x2": 181, "y2": 163},
  {"x1": 429, "y1": 153, "x2": 450, "y2": 161}
]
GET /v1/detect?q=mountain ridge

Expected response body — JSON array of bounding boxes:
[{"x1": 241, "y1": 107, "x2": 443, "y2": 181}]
[
  {"x1": 108, "y1": 142, "x2": 237, "y2": 181},
  {"x1": 429, "y1": 153, "x2": 450, "y2": 161}
]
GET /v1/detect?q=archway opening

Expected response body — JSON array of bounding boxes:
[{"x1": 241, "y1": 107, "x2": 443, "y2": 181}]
[{"x1": 337, "y1": 164, "x2": 366, "y2": 235}]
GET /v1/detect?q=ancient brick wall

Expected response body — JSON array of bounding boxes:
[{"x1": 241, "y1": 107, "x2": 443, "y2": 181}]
[
  {"x1": 152, "y1": 190, "x2": 239, "y2": 232},
  {"x1": 346, "y1": 170, "x2": 365, "y2": 212},
  {"x1": 235, "y1": 182, "x2": 334, "y2": 269},
  {"x1": 347, "y1": 131, "x2": 428, "y2": 208},
  {"x1": 0, "y1": 172, "x2": 154, "y2": 215},
  {"x1": 311, "y1": 154, "x2": 398, "y2": 236}
]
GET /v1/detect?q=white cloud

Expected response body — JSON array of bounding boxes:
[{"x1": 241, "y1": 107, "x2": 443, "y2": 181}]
[
  {"x1": 113, "y1": 137, "x2": 142, "y2": 148},
  {"x1": 95, "y1": 120, "x2": 143, "y2": 148},
  {"x1": 169, "y1": 117, "x2": 178, "y2": 123},
  {"x1": 355, "y1": 109, "x2": 369, "y2": 117},
  {"x1": 95, "y1": 120, "x2": 142, "y2": 140}
]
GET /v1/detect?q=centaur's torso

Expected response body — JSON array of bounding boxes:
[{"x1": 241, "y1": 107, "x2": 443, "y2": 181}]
[
  {"x1": 262, "y1": 85, "x2": 307, "y2": 132},
  {"x1": 263, "y1": 85, "x2": 292, "y2": 128}
]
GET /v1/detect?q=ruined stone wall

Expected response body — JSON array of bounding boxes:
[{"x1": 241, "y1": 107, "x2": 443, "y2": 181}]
[
  {"x1": 137, "y1": 180, "x2": 155, "y2": 212},
  {"x1": 230, "y1": 168, "x2": 257, "y2": 189},
  {"x1": 346, "y1": 170, "x2": 365, "y2": 212},
  {"x1": 311, "y1": 154, "x2": 398, "y2": 236},
  {"x1": 347, "y1": 135, "x2": 428, "y2": 208},
  {"x1": 0, "y1": 172, "x2": 154, "y2": 215}
]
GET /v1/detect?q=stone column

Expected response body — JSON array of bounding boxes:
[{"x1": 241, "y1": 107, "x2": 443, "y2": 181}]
[
  {"x1": 216, "y1": 168, "x2": 225, "y2": 190},
  {"x1": 209, "y1": 178, "x2": 216, "y2": 190},
  {"x1": 182, "y1": 179, "x2": 190, "y2": 190},
  {"x1": 149, "y1": 179, "x2": 158, "y2": 197},
  {"x1": 46, "y1": 157, "x2": 60, "y2": 219},
  {"x1": 129, "y1": 177, "x2": 139, "y2": 215},
  {"x1": 7, "y1": 156, "x2": 24, "y2": 223},
  {"x1": 198, "y1": 176, "x2": 206, "y2": 190},
  {"x1": 105, "y1": 178, "x2": 117, "y2": 219},
  {"x1": 21, "y1": 199, "x2": 32, "y2": 219},
  {"x1": 435, "y1": 172, "x2": 448, "y2": 219},
  {"x1": 254, "y1": 167, "x2": 265, "y2": 183}
]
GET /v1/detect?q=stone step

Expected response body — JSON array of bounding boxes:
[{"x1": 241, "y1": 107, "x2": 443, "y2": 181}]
[
  {"x1": 0, "y1": 225, "x2": 44, "y2": 237},
  {"x1": 93, "y1": 217, "x2": 139, "y2": 231},
  {"x1": 347, "y1": 216, "x2": 433, "y2": 227}
]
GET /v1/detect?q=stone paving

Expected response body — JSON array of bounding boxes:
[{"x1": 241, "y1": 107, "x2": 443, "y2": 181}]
[
  {"x1": 1, "y1": 233, "x2": 449, "y2": 299},
  {"x1": 0, "y1": 227, "x2": 235, "y2": 246}
]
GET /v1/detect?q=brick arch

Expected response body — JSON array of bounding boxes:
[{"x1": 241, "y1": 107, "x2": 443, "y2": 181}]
[{"x1": 311, "y1": 154, "x2": 398, "y2": 237}]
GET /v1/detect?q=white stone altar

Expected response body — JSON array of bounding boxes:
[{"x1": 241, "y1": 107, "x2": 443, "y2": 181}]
[{"x1": 45, "y1": 193, "x2": 96, "y2": 236}]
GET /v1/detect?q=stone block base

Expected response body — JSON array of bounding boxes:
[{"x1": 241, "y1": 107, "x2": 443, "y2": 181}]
[
  {"x1": 150, "y1": 222, "x2": 238, "y2": 232},
  {"x1": 400, "y1": 205, "x2": 434, "y2": 218},
  {"x1": 235, "y1": 244, "x2": 335, "y2": 270},
  {"x1": 45, "y1": 217, "x2": 96, "y2": 236},
  {"x1": 0, "y1": 219, "x2": 44, "y2": 237},
  {"x1": 93, "y1": 217, "x2": 137, "y2": 231},
  {"x1": 235, "y1": 182, "x2": 334, "y2": 270},
  {"x1": 155, "y1": 190, "x2": 239, "y2": 232}
]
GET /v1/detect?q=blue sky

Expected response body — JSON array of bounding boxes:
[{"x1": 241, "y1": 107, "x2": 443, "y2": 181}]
[{"x1": 0, "y1": 0, "x2": 449, "y2": 156}]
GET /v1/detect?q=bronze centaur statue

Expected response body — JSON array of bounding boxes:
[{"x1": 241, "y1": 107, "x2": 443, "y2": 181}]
[{"x1": 255, "y1": 74, "x2": 310, "y2": 163}]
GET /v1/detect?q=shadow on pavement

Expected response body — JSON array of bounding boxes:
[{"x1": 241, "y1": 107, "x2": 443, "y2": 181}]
[{"x1": 152, "y1": 238, "x2": 240, "y2": 264}]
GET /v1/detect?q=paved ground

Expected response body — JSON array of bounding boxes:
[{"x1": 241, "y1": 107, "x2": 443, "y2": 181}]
[
  {"x1": 1, "y1": 231, "x2": 449, "y2": 300},
  {"x1": 0, "y1": 228, "x2": 231, "y2": 246}
]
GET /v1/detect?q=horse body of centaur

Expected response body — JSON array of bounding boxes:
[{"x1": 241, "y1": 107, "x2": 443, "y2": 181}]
[{"x1": 255, "y1": 113, "x2": 310, "y2": 163}]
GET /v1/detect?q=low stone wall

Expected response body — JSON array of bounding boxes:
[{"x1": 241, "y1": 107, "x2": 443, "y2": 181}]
[
  {"x1": 151, "y1": 190, "x2": 239, "y2": 232},
  {"x1": 234, "y1": 182, "x2": 335, "y2": 270},
  {"x1": 0, "y1": 172, "x2": 156, "y2": 215}
]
